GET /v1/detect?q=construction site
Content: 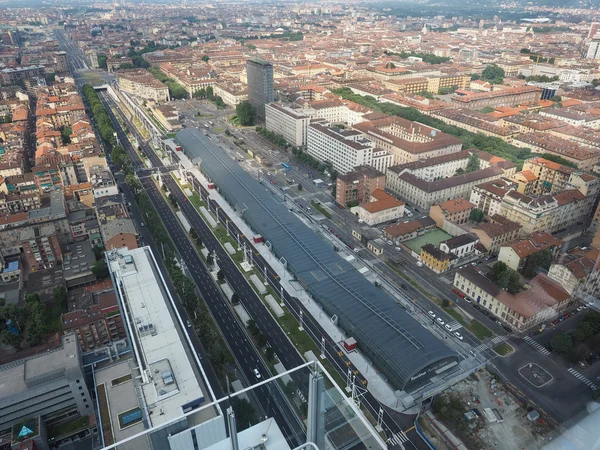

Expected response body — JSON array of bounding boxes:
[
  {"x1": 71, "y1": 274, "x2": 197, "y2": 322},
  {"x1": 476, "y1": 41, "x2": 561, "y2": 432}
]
[{"x1": 426, "y1": 368, "x2": 555, "y2": 450}]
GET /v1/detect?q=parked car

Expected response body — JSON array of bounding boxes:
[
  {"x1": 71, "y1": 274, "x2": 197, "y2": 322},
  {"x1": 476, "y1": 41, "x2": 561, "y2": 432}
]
[
  {"x1": 428, "y1": 311, "x2": 436, "y2": 318},
  {"x1": 502, "y1": 325, "x2": 513, "y2": 333},
  {"x1": 563, "y1": 313, "x2": 572, "y2": 320},
  {"x1": 401, "y1": 284, "x2": 408, "y2": 290},
  {"x1": 186, "y1": 320, "x2": 192, "y2": 328},
  {"x1": 454, "y1": 332, "x2": 464, "y2": 340},
  {"x1": 552, "y1": 319, "x2": 560, "y2": 325},
  {"x1": 578, "y1": 361, "x2": 586, "y2": 370},
  {"x1": 445, "y1": 324, "x2": 452, "y2": 331},
  {"x1": 416, "y1": 261, "x2": 424, "y2": 267},
  {"x1": 436, "y1": 317, "x2": 445, "y2": 326}
]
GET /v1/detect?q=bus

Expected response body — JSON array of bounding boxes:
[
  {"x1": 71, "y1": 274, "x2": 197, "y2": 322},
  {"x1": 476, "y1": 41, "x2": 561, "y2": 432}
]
[{"x1": 282, "y1": 163, "x2": 291, "y2": 170}]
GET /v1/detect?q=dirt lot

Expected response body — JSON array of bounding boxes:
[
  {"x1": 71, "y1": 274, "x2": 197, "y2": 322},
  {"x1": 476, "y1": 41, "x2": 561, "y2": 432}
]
[{"x1": 439, "y1": 369, "x2": 554, "y2": 449}]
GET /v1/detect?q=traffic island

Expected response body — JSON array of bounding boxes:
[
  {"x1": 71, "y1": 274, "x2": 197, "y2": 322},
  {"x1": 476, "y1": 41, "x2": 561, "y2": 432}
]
[{"x1": 493, "y1": 343, "x2": 514, "y2": 357}]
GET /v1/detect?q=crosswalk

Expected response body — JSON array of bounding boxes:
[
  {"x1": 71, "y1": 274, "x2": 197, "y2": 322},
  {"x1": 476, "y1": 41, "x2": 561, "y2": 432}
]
[
  {"x1": 567, "y1": 368, "x2": 598, "y2": 390},
  {"x1": 490, "y1": 335, "x2": 507, "y2": 344},
  {"x1": 473, "y1": 343, "x2": 488, "y2": 353},
  {"x1": 524, "y1": 336, "x2": 551, "y2": 355},
  {"x1": 387, "y1": 431, "x2": 409, "y2": 447}
]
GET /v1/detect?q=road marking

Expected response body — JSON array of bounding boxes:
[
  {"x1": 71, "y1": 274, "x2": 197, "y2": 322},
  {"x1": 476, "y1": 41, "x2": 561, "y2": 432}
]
[
  {"x1": 524, "y1": 336, "x2": 551, "y2": 355},
  {"x1": 490, "y1": 335, "x2": 507, "y2": 344},
  {"x1": 567, "y1": 368, "x2": 597, "y2": 389},
  {"x1": 473, "y1": 343, "x2": 488, "y2": 353},
  {"x1": 404, "y1": 425, "x2": 415, "y2": 433}
]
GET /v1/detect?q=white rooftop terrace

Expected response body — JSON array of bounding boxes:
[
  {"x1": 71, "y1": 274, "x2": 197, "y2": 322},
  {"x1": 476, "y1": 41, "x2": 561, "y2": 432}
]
[{"x1": 108, "y1": 246, "x2": 204, "y2": 426}]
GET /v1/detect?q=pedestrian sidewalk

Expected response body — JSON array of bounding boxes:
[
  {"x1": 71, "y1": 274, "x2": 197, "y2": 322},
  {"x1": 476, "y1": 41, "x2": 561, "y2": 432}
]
[{"x1": 424, "y1": 410, "x2": 469, "y2": 450}]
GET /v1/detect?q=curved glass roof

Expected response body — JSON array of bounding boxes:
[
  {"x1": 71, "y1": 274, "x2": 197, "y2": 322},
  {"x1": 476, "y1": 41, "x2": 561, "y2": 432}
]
[{"x1": 176, "y1": 128, "x2": 458, "y2": 390}]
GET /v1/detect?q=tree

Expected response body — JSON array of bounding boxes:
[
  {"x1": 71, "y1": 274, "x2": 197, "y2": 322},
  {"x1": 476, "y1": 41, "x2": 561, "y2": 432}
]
[
  {"x1": 217, "y1": 269, "x2": 225, "y2": 283},
  {"x1": 169, "y1": 193, "x2": 178, "y2": 208},
  {"x1": 492, "y1": 261, "x2": 508, "y2": 280},
  {"x1": 230, "y1": 397, "x2": 258, "y2": 430},
  {"x1": 92, "y1": 259, "x2": 109, "y2": 279},
  {"x1": 481, "y1": 64, "x2": 505, "y2": 84},
  {"x1": 256, "y1": 332, "x2": 267, "y2": 347},
  {"x1": 465, "y1": 153, "x2": 480, "y2": 173},
  {"x1": 97, "y1": 54, "x2": 108, "y2": 70},
  {"x1": 265, "y1": 346, "x2": 275, "y2": 360},
  {"x1": 231, "y1": 293, "x2": 239, "y2": 304},
  {"x1": 521, "y1": 249, "x2": 553, "y2": 278},
  {"x1": 53, "y1": 286, "x2": 68, "y2": 312},
  {"x1": 201, "y1": 55, "x2": 210, "y2": 62},
  {"x1": 195, "y1": 235, "x2": 203, "y2": 247},
  {"x1": 1, "y1": 329, "x2": 21, "y2": 349},
  {"x1": 442, "y1": 299, "x2": 450, "y2": 307},
  {"x1": 386, "y1": 62, "x2": 396, "y2": 69},
  {"x1": 297, "y1": 183, "x2": 303, "y2": 191},
  {"x1": 469, "y1": 208, "x2": 484, "y2": 223},
  {"x1": 206, "y1": 254, "x2": 214, "y2": 267},
  {"x1": 550, "y1": 333, "x2": 573, "y2": 354},
  {"x1": 236, "y1": 101, "x2": 256, "y2": 126},
  {"x1": 24, "y1": 293, "x2": 40, "y2": 305}
]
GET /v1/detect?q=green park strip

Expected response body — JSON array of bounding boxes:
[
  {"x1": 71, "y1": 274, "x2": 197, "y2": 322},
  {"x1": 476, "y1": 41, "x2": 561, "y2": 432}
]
[
  {"x1": 310, "y1": 201, "x2": 332, "y2": 219},
  {"x1": 468, "y1": 320, "x2": 493, "y2": 340},
  {"x1": 47, "y1": 416, "x2": 88, "y2": 440},
  {"x1": 493, "y1": 343, "x2": 514, "y2": 356}
]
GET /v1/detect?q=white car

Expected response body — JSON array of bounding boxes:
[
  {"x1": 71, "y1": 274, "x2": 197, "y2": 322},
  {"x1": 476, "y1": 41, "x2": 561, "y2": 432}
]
[
  {"x1": 253, "y1": 368, "x2": 261, "y2": 379},
  {"x1": 395, "y1": 247, "x2": 402, "y2": 252},
  {"x1": 454, "y1": 332, "x2": 464, "y2": 340},
  {"x1": 140, "y1": 222, "x2": 145, "y2": 227},
  {"x1": 416, "y1": 261, "x2": 424, "y2": 267},
  {"x1": 428, "y1": 311, "x2": 436, "y2": 318},
  {"x1": 445, "y1": 324, "x2": 453, "y2": 331},
  {"x1": 386, "y1": 240, "x2": 393, "y2": 246},
  {"x1": 436, "y1": 317, "x2": 445, "y2": 326},
  {"x1": 186, "y1": 320, "x2": 192, "y2": 328}
]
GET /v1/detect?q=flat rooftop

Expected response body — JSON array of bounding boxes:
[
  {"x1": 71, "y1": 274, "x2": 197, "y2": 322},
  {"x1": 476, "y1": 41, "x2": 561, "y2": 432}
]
[{"x1": 107, "y1": 247, "x2": 204, "y2": 426}]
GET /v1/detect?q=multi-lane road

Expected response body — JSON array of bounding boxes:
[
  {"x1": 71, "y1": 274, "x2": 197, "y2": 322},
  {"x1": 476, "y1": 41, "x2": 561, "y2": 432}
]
[
  {"x1": 97, "y1": 91, "x2": 308, "y2": 446},
  {"x1": 101, "y1": 87, "x2": 422, "y2": 449}
]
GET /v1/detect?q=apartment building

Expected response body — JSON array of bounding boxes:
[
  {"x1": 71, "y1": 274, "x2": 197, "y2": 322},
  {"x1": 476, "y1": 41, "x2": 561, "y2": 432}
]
[
  {"x1": 299, "y1": 98, "x2": 373, "y2": 125},
  {"x1": 153, "y1": 105, "x2": 181, "y2": 132},
  {"x1": 353, "y1": 114, "x2": 463, "y2": 164},
  {"x1": 432, "y1": 108, "x2": 520, "y2": 141},
  {"x1": 429, "y1": 198, "x2": 476, "y2": 228},
  {"x1": 497, "y1": 231, "x2": 562, "y2": 271},
  {"x1": 499, "y1": 188, "x2": 595, "y2": 235},
  {"x1": 357, "y1": 189, "x2": 404, "y2": 225},
  {"x1": 388, "y1": 150, "x2": 471, "y2": 182},
  {"x1": 247, "y1": 58, "x2": 274, "y2": 119},
  {"x1": 335, "y1": 165, "x2": 386, "y2": 206},
  {"x1": 471, "y1": 215, "x2": 522, "y2": 253},
  {"x1": 0, "y1": 65, "x2": 44, "y2": 84},
  {"x1": 548, "y1": 247, "x2": 600, "y2": 301},
  {"x1": 117, "y1": 69, "x2": 170, "y2": 103},
  {"x1": 61, "y1": 286, "x2": 126, "y2": 351},
  {"x1": 387, "y1": 166, "x2": 506, "y2": 210},
  {"x1": 454, "y1": 267, "x2": 570, "y2": 332},
  {"x1": 512, "y1": 132, "x2": 600, "y2": 170},
  {"x1": 307, "y1": 122, "x2": 379, "y2": 174},
  {"x1": 380, "y1": 92, "x2": 449, "y2": 115},
  {"x1": 450, "y1": 86, "x2": 542, "y2": 109},
  {"x1": 0, "y1": 334, "x2": 93, "y2": 431},
  {"x1": 265, "y1": 102, "x2": 310, "y2": 147},
  {"x1": 212, "y1": 83, "x2": 248, "y2": 106},
  {"x1": 421, "y1": 244, "x2": 456, "y2": 273},
  {"x1": 470, "y1": 178, "x2": 516, "y2": 217},
  {"x1": 539, "y1": 108, "x2": 600, "y2": 129},
  {"x1": 521, "y1": 157, "x2": 576, "y2": 194}
]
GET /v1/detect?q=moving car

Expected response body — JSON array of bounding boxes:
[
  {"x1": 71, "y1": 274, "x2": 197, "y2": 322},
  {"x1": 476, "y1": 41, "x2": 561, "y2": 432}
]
[
  {"x1": 454, "y1": 332, "x2": 463, "y2": 340},
  {"x1": 401, "y1": 284, "x2": 409, "y2": 290},
  {"x1": 186, "y1": 320, "x2": 192, "y2": 328},
  {"x1": 428, "y1": 311, "x2": 436, "y2": 318},
  {"x1": 445, "y1": 324, "x2": 453, "y2": 331},
  {"x1": 253, "y1": 368, "x2": 261, "y2": 379},
  {"x1": 140, "y1": 223, "x2": 145, "y2": 227},
  {"x1": 436, "y1": 317, "x2": 445, "y2": 326}
]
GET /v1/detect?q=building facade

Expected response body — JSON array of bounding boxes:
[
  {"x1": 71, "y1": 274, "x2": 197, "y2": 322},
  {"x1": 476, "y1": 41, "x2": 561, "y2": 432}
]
[
  {"x1": 307, "y1": 123, "x2": 375, "y2": 174},
  {"x1": 0, "y1": 334, "x2": 93, "y2": 431},
  {"x1": 265, "y1": 103, "x2": 310, "y2": 147},
  {"x1": 246, "y1": 58, "x2": 274, "y2": 120},
  {"x1": 335, "y1": 165, "x2": 386, "y2": 206}
]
